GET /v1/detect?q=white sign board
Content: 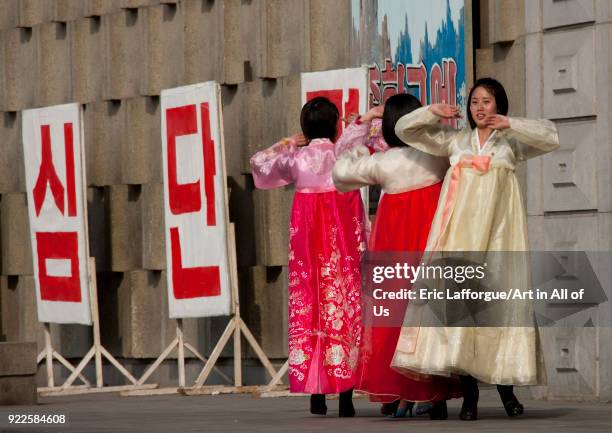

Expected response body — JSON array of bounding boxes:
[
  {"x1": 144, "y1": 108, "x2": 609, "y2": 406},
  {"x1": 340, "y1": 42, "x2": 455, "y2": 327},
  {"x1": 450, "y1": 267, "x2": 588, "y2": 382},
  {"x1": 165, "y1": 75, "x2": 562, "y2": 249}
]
[
  {"x1": 300, "y1": 66, "x2": 369, "y2": 137},
  {"x1": 301, "y1": 67, "x2": 370, "y2": 207},
  {"x1": 161, "y1": 82, "x2": 231, "y2": 318},
  {"x1": 22, "y1": 103, "x2": 92, "y2": 325}
]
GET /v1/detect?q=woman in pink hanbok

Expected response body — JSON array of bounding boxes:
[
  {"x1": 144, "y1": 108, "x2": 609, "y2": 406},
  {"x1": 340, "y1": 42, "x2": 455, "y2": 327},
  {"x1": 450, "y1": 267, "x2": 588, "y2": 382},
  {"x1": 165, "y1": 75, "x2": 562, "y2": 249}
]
[{"x1": 250, "y1": 97, "x2": 367, "y2": 417}]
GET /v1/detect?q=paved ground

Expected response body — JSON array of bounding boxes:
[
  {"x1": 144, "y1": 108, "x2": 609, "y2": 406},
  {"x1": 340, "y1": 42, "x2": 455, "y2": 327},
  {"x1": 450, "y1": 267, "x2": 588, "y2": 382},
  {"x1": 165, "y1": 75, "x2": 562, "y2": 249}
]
[{"x1": 0, "y1": 388, "x2": 609, "y2": 433}]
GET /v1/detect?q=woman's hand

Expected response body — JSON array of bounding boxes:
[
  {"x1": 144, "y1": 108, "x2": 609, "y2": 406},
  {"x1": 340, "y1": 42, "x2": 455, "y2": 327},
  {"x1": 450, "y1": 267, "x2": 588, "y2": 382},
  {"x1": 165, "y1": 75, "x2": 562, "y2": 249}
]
[
  {"x1": 344, "y1": 113, "x2": 359, "y2": 124},
  {"x1": 361, "y1": 105, "x2": 384, "y2": 122},
  {"x1": 484, "y1": 114, "x2": 510, "y2": 130},
  {"x1": 429, "y1": 104, "x2": 461, "y2": 119},
  {"x1": 288, "y1": 133, "x2": 308, "y2": 146}
]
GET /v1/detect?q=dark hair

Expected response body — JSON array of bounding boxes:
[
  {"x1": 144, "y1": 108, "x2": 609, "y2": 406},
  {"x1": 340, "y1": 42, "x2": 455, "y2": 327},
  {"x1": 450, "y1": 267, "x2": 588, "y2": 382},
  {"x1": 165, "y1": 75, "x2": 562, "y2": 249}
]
[
  {"x1": 467, "y1": 77, "x2": 509, "y2": 129},
  {"x1": 300, "y1": 97, "x2": 339, "y2": 141},
  {"x1": 383, "y1": 93, "x2": 422, "y2": 147}
]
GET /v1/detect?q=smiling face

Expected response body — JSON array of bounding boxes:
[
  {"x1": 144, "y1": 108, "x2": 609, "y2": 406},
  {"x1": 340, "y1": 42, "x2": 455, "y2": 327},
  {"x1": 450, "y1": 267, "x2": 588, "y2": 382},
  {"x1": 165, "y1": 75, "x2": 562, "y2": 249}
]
[{"x1": 469, "y1": 86, "x2": 498, "y2": 129}]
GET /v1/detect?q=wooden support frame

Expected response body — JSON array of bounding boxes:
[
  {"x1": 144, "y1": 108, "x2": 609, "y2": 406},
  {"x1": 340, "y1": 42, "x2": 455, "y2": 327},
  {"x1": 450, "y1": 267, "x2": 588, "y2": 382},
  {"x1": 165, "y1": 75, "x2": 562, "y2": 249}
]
[
  {"x1": 189, "y1": 224, "x2": 279, "y2": 389},
  {"x1": 266, "y1": 360, "x2": 288, "y2": 389},
  {"x1": 129, "y1": 318, "x2": 233, "y2": 391},
  {"x1": 127, "y1": 224, "x2": 281, "y2": 396},
  {"x1": 36, "y1": 258, "x2": 155, "y2": 395}
]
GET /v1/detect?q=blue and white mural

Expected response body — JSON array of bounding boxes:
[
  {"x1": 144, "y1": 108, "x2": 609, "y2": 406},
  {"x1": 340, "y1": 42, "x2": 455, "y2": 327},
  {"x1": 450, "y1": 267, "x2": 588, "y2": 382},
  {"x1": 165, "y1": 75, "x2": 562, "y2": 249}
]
[{"x1": 351, "y1": 0, "x2": 467, "y2": 128}]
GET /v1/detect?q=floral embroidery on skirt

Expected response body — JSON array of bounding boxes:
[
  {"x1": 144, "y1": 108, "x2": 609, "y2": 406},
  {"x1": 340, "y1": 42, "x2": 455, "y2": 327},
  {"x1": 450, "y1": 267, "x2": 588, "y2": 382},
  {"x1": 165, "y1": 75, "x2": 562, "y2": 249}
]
[{"x1": 287, "y1": 190, "x2": 364, "y2": 394}]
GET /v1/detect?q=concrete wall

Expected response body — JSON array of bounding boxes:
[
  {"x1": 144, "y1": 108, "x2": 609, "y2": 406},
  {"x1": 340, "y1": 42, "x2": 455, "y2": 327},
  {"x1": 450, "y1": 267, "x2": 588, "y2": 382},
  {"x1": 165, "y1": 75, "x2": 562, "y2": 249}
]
[
  {"x1": 479, "y1": 0, "x2": 612, "y2": 401},
  {"x1": 0, "y1": 0, "x2": 351, "y2": 386},
  {"x1": 524, "y1": 0, "x2": 612, "y2": 402}
]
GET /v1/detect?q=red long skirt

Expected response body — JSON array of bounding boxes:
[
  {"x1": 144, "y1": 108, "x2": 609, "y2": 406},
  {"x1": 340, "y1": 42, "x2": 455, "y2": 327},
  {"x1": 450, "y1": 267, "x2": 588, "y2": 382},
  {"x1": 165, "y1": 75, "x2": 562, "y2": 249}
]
[{"x1": 355, "y1": 182, "x2": 461, "y2": 402}]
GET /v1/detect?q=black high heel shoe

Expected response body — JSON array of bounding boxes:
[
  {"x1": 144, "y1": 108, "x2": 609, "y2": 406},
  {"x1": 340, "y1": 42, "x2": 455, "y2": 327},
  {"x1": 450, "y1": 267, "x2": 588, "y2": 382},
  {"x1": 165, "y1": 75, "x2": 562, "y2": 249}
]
[
  {"x1": 459, "y1": 375, "x2": 479, "y2": 421},
  {"x1": 497, "y1": 385, "x2": 524, "y2": 417},
  {"x1": 429, "y1": 400, "x2": 448, "y2": 420},
  {"x1": 502, "y1": 399, "x2": 524, "y2": 417},
  {"x1": 393, "y1": 400, "x2": 414, "y2": 418},
  {"x1": 310, "y1": 394, "x2": 327, "y2": 415},
  {"x1": 380, "y1": 399, "x2": 400, "y2": 416},
  {"x1": 459, "y1": 402, "x2": 478, "y2": 421},
  {"x1": 339, "y1": 388, "x2": 355, "y2": 417}
]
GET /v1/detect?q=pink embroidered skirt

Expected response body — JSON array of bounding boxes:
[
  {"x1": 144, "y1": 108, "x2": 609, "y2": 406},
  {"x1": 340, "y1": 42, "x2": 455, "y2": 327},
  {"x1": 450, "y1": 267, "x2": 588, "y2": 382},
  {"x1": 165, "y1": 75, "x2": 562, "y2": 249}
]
[{"x1": 287, "y1": 190, "x2": 365, "y2": 394}]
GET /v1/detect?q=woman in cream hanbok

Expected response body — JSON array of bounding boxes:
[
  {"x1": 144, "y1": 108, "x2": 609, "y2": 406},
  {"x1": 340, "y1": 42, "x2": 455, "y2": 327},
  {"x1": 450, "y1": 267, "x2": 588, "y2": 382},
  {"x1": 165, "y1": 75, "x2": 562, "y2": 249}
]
[{"x1": 390, "y1": 78, "x2": 559, "y2": 420}]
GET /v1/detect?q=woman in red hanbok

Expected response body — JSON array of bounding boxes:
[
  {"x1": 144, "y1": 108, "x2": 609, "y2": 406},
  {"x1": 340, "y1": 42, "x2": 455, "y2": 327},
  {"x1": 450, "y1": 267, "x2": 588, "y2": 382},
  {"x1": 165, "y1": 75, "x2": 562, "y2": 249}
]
[
  {"x1": 333, "y1": 93, "x2": 461, "y2": 419},
  {"x1": 250, "y1": 97, "x2": 367, "y2": 417}
]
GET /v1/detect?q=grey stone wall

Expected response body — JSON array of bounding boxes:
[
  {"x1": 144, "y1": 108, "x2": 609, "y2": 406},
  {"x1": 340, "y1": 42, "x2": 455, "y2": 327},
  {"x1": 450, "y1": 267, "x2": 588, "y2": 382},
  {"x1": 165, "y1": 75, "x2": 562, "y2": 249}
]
[
  {"x1": 523, "y1": 0, "x2": 612, "y2": 402},
  {"x1": 479, "y1": 0, "x2": 612, "y2": 401},
  {"x1": 0, "y1": 0, "x2": 351, "y2": 385}
]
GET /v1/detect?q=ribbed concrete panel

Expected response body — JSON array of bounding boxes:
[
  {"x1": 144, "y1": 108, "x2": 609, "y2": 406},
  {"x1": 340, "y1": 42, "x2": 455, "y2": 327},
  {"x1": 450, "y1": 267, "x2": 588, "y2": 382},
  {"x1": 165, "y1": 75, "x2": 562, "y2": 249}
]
[
  {"x1": 256, "y1": 0, "x2": 308, "y2": 78},
  {"x1": 524, "y1": 0, "x2": 542, "y2": 34},
  {"x1": 122, "y1": 96, "x2": 161, "y2": 185},
  {"x1": 18, "y1": 0, "x2": 53, "y2": 28},
  {"x1": 141, "y1": 182, "x2": 165, "y2": 271},
  {"x1": 0, "y1": 275, "x2": 92, "y2": 358},
  {"x1": 37, "y1": 22, "x2": 73, "y2": 107},
  {"x1": 102, "y1": 8, "x2": 144, "y2": 100},
  {"x1": 543, "y1": 26, "x2": 596, "y2": 119},
  {"x1": 527, "y1": 212, "x2": 612, "y2": 405},
  {"x1": 493, "y1": 38, "x2": 526, "y2": 115},
  {"x1": 221, "y1": 84, "x2": 247, "y2": 179},
  {"x1": 140, "y1": 3, "x2": 184, "y2": 96},
  {"x1": 120, "y1": 0, "x2": 161, "y2": 8},
  {"x1": 53, "y1": 0, "x2": 87, "y2": 22},
  {"x1": 488, "y1": 0, "x2": 524, "y2": 43},
  {"x1": 183, "y1": 0, "x2": 224, "y2": 85},
  {"x1": 542, "y1": 119, "x2": 598, "y2": 212},
  {"x1": 84, "y1": 0, "x2": 122, "y2": 17},
  {"x1": 0, "y1": 112, "x2": 25, "y2": 194},
  {"x1": 227, "y1": 174, "x2": 256, "y2": 268},
  {"x1": 243, "y1": 266, "x2": 288, "y2": 359},
  {"x1": 0, "y1": 1, "x2": 18, "y2": 30},
  {"x1": 241, "y1": 76, "x2": 301, "y2": 174},
  {"x1": 86, "y1": 186, "x2": 109, "y2": 272},
  {"x1": 0, "y1": 276, "x2": 39, "y2": 344},
  {"x1": 240, "y1": 0, "x2": 259, "y2": 81},
  {"x1": 309, "y1": 0, "x2": 352, "y2": 71},
  {"x1": 475, "y1": 47, "x2": 494, "y2": 78},
  {"x1": 525, "y1": 32, "x2": 544, "y2": 216},
  {"x1": 538, "y1": 327, "x2": 597, "y2": 399},
  {"x1": 594, "y1": 23, "x2": 612, "y2": 213},
  {"x1": 83, "y1": 100, "x2": 124, "y2": 186},
  {"x1": 71, "y1": 17, "x2": 106, "y2": 103},
  {"x1": 0, "y1": 27, "x2": 38, "y2": 111},
  {"x1": 99, "y1": 270, "x2": 200, "y2": 358},
  {"x1": 108, "y1": 184, "x2": 143, "y2": 272},
  {"x1": 0, "y1": 193, "x2": 33, "y2": 276},
  {"x1": 117, "y1": 270, "x2": 164, "y2": 358},
  {"x1": 543, "y1": 0, "x2": 595, "y2": 29},
  {"x1": 253, "y1": 187, "x2": 292, "y2": 267},
  {"x1": 183, "y1": 0, "x2": 243, "y2": 86},
  {"x1": 221, "y1": 0, "x2": 244, "y2": 84}
]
